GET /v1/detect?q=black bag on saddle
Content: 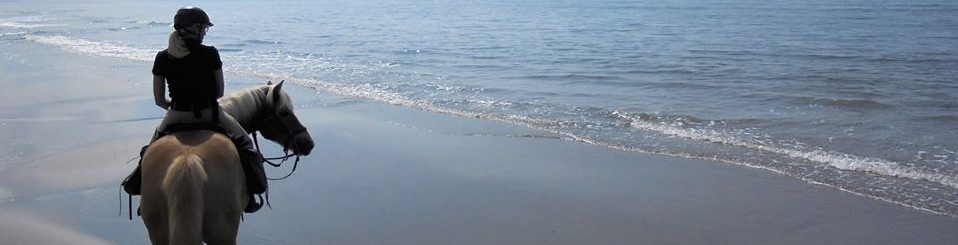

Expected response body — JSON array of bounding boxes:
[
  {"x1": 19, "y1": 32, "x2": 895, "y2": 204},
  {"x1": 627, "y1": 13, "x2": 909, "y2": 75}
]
[
  {"x1": 121, "y1": 146, "x2": 149, "y2": 195},
  {"x1": 238, "y1": 149, "x2": 267, "y2": 194}
]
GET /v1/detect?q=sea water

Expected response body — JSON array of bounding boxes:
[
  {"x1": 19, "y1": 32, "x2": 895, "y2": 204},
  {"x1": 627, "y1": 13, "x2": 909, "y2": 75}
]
[{"x1": 2, "y1": 0, "x2": 957, "y2": 216}]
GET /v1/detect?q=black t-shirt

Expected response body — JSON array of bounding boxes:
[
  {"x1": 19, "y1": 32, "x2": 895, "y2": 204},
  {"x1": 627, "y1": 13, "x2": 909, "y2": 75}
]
[{"x1": 152, "y1": 46, "x2": 223, "y2": 105}]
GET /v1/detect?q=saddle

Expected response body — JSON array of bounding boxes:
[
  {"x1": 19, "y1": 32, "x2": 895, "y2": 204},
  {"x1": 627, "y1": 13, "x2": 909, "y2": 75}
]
[{"x1": 121, "y1": 122, "x2": 268, "y2": 214}]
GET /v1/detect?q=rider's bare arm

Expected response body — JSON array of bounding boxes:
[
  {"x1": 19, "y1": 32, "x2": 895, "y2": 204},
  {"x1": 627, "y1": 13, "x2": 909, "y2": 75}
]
[
  {"x1": 153, "y1": 75, "x2": 170, "y2": 109},
  {"x1": 215, "y1": 69, "x2": 224, "y2": 98}
]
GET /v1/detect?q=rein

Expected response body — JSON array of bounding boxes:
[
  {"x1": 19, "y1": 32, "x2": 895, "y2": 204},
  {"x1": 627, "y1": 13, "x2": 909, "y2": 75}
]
[{"x1": 251, "y1": 131, "x2": 302, "y2": 180}]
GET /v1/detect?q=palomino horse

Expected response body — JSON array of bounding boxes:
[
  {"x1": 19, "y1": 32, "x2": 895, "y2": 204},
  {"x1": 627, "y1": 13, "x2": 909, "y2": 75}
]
[{"x1": 140, "y1": 81, "x2": 314, "y2": 245}]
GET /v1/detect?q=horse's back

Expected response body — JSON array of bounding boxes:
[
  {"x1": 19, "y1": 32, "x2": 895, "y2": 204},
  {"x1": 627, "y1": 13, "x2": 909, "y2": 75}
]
[
  {"x1": 141, "y1": 130, "x2": 246, "y2": 245},
  {"x1": 142, "y1": 131, "x2": 241, "y2": 196},
  {"x1": 147, "y1": 130, "x2": 237, "y2": 161}
]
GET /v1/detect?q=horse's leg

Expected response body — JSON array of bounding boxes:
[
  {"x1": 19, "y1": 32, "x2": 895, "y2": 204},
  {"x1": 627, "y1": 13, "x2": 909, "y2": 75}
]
[
  {"x1": 141, "y1": 147, "x2": 171, "y2": 245},
  {"x1": 202, "y1": 140, "x2": 246, "y2": 245},
  {"x1": 141, "y1": 181, "x2": 169, "y2": 245},
  {"x1": 202, "y1": 209, "x2": 242, "y2": 245},
  {"x1": 141, "y1": 202, "x2": 169, "y2": 245},
  {"x1": 203, "y1": 186, "x2": 243, "y2": 245}
]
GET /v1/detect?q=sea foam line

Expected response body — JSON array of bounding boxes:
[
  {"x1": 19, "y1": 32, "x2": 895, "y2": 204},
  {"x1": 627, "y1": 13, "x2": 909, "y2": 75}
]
[
  {"x1": 25, "y1": 35, "x2": 155, "y2": 62},
  {"x1": 621, "y1": 113, "x2": 958, "y2": 189},
  {"x1": 0, "y1": 15, "x2": 64, "y2": 29},
  {"x1": 0, "y1": 22, "x2": 63, "y2": 29}
]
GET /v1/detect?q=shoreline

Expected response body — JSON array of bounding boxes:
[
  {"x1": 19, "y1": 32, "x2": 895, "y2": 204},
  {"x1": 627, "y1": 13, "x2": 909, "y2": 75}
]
[{"x1": 1, "y1": 39, "x2": 957, "y2": 244}]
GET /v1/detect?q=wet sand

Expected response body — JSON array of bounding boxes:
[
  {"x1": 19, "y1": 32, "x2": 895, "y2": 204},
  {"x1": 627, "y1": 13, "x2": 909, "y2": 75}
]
[{"x1": 1, "y1": 40, "x2": 956, "y2": 245}]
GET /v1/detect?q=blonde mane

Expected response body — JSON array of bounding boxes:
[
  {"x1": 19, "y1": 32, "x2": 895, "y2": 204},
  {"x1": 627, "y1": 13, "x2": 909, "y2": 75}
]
[{"x1": 218, "y1": 85, "x2": 271, "y2": 131}]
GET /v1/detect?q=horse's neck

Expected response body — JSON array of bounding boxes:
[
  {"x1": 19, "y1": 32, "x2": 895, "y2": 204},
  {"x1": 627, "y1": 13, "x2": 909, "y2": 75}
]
[{"x1": 218, "y1": 86, "x2": 269, "y2": 133}]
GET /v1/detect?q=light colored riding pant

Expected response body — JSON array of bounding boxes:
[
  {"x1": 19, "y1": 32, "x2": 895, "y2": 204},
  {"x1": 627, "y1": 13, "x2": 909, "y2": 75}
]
[{"x1": 151, "y1": 106, "x2": 254, "y2": 150}]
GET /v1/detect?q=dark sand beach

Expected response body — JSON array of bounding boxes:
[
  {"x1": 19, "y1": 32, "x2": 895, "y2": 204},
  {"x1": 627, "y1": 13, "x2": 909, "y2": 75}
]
[{"x1": 1, "y1": 39, "x2": 957, "y2": 245}]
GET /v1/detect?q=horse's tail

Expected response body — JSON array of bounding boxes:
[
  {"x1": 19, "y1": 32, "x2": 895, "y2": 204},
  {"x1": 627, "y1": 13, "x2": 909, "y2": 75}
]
[{"x1": 162, "y1": 153, "x2": 207, "y2": 245}]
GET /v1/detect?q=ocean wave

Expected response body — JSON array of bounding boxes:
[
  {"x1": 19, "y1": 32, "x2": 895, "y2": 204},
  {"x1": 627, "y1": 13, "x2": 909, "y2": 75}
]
[
  {"x1": 504, "y1": 74, "x2": 624, "y2": 82},
  {"x1": 867, "y1": 55, "x2": 952, "y2": 64},
  {"x1": 395, "y1": 49, "x2": 426, "y2": 55},
  {"x1": 613, "y1": 111, "x2": 958, "y2": 189},
  {"x1": 434, "y1": 98, "x2": 532, "y2": 110},
  {"x1": 24, "y1": 35, "x2": 154, "y2": 62},
  {"x1": 119, "y1": 20, "x2": 171, "y2": 27},
  {"x1": 794, "y1": 97, "x2": 893, "y2": 110},
  {"x1": 466, "y1": 54, "x2": 505, "y2": 60},
  {"x1": 612, "y1": 111, "x2": 703, "y2": 126},
  {"x1": 139, "y1": 20, "x2": 171, "y2": 27},
  {"x1": 623, "y1": 68, "x2": 697, "y2": 75},
  {"x1": 913, "y1": 99, "x2": 958, "y2": 109},
  {"x1": 794, "y1": 53, "x2": 864, "y2": 61},
  {"x1": 0, "y1": 15, "x2": 62, "y2": 29},
  {"x1": 108, "y1": 26, "x2": 141, "y2": 31},
  {"x1": 919, "y1": 115, "x2": 958, "y2": 122},
  {"x1": 688, "y1": 49, "x2": 760, "y2": 56},
  {"x1": 224, "y1": 50, "x2": 372, "y2": 81},
  {"x1": 242, "y1": 39, "x2": 282, "y2": 45},
  {"x1": 0, "y1": 21, "x2": 63, "y2": 29},
  {"x1": 452, "y1": 63, "x2": 505, "y2": 69},
  {"x1": 219, "y1": 42, "x2": 250, "y2": 48},
  {"x1": 0, "y1": 31, "x2": 27, "y2": 38}
]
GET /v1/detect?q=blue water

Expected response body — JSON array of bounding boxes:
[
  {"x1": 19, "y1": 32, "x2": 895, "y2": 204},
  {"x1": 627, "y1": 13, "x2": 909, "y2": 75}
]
[{"x1": 3, "y1": 0, "x2": 957, "y2": 216}]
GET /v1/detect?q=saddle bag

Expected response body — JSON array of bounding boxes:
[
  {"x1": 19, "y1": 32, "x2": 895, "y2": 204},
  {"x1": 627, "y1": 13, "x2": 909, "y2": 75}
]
[
  {"x1": 239, "y1": 149, "x2": 268, "y2": 194},
  {"x1": 121, "y1": 146, "x2": 149, "y2": 195}
]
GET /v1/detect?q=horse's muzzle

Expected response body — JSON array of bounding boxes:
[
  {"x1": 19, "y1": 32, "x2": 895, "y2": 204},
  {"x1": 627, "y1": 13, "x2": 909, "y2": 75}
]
[{"x1": 290, "y1": 133, "x2": 314, "y2": 156}]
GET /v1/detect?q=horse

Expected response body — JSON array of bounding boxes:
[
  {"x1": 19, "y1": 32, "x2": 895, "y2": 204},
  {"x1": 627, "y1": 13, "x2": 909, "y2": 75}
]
[{"x1": 139, "y1": 81, "x2": 314, "y2": 245}]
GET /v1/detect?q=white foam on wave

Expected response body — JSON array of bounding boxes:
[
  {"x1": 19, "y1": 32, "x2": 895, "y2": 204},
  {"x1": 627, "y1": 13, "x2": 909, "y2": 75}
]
[
  {"x1": 619, "y1": 112, "x2": 958, "y2": 189},
  {"x1": 0, "y1": 15, "x2": 62, "y2": 29},
  {"x1": 232, "y1": 70, "x2": 470, "y2": 115},
  {"x1": 0, "y1": 31, "x2": 27, "y2": 37},
  {"x1": 230, "y1": 70, "x2": 567, "y2": 134},
  {"x1": 0, "y1": 21, "x2": 63, "y2": 29},
  {"x1": 25, "y1": 35, "x2": 154, "y2": 62},
  {"x1": 0, "y1": 117, "x2": 78, "y2": 122}
]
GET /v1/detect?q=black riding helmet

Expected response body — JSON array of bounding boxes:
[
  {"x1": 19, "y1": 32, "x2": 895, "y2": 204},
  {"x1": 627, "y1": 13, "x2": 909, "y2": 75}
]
[{"x1": 173, "y1": 6, "x2": 213, "y2": 30}]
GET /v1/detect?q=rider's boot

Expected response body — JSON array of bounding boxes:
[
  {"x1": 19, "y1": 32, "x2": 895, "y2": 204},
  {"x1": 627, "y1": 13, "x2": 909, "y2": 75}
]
[
  {"x1": 121, "y1": 145, "x2": 149, "y2": 195},
  {"x1": 238, "y1": 148, "x2": 267, "y2": 213}
]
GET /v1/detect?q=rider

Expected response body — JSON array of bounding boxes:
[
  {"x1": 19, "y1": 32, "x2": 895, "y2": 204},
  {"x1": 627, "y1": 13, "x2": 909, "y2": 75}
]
[{"x1": 123, "y1": 6, "x2": 266, "y2": 212}]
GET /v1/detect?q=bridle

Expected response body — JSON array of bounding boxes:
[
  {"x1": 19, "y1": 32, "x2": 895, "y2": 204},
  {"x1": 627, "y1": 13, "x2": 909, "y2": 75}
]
[{"x1": 253, "y1": 92, "x2": 310, "y2": 180}]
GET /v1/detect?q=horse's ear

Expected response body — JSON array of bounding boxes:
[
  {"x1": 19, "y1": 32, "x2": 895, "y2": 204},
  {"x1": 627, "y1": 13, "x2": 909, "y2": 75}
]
[
  {"x1": 271, "y1": 80, "x2": 285, "y2": 104},
  {"x1": 267, "y1": 80, "x2": 273, "y2": 85}
]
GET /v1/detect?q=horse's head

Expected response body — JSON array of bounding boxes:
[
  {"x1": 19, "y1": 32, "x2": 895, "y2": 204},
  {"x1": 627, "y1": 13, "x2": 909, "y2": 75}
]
[{"x1": 258, "y1": 80, "x2": 314, "y2": 156}]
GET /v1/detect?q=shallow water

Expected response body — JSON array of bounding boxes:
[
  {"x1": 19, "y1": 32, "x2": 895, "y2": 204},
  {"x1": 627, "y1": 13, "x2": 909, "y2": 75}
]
[{"x1": 2, "y1": 0, "x2": 957, "y2": 216}]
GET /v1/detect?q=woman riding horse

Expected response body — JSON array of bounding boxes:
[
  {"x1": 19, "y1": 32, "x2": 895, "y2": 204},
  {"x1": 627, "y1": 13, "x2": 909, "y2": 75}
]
[
  {"x1": 130, "y1": 6, "x2": 315, "y2": 245},
  {"x1": 122, "y1": 6, "x2": 267, "y2": 211},
  {"x1": 139, "y1": 81, "x2": 313, "y2": 245}
]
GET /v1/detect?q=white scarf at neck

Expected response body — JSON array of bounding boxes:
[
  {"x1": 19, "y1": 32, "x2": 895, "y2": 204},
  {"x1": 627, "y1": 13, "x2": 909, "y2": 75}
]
[{"x1": 167, "y1": 31, "x2": 190, "y2": 58}]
